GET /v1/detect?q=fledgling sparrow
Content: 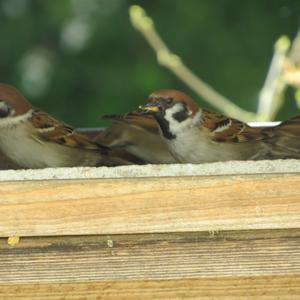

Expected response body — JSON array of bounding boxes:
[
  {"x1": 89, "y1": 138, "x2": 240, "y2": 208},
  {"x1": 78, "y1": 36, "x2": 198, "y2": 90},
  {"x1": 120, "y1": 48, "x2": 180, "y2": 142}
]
[
  {"x1": 0, "y1": 83, "x2": 130, "y2": 168},
  {"x1": 139, "y1": 89, "x2": 300, "y2": 163},
  {"x1": 95, "y1": 113, "x2": 176, "y2": 164}
]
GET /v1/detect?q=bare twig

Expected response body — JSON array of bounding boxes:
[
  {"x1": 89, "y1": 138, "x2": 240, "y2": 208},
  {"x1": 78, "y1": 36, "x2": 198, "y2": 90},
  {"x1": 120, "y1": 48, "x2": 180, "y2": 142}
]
[
  {"x1": 289, "y1": 29, "x2": 300, "y2": 65},
  {"x1": 129, "y1": 5, "x2": 257, "y2": 121},
  {"x1": 284, "y1": 60, "x2": 300, "y2": 88},
  {"x1": 296, "y1": 90, "x2": 300, "y2": 109},
  {"x1": 286, "y1": 30, "x2": 300, "y2": 109},
  {"x1": 129, "y1": 5, "x2": 300, "y2": 122},
  {"x1": 257, "y1": 36, "x2": 290, "y2": 121},
  {"x1": 284, "y1": 29, "x2": 300, "y2": 88}
]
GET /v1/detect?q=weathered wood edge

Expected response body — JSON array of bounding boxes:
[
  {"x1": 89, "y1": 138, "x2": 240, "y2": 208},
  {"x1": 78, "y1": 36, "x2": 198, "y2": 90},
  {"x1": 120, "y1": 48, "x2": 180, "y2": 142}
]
[
  {"x1": 1, "y1": 229, "x2": 300, "y2": 283},
  {"x1": 0, "y1": 160, "x2": 300, "y2": 182},
  {"x1": 1, "y1": 173, "x2": 300, "y2": 236},
  {"x1": 1, "y1": 275, "x2": 300, "y2": 300}
]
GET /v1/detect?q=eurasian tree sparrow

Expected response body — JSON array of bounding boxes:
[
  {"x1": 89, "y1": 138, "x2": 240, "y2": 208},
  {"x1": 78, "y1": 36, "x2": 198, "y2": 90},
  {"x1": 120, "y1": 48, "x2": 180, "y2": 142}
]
[
  {"x1": 0, "y1": 83, "x2": 130, "y2": 168},
  {"x1": 139, "y1": 89, "x2": 300, "y2": 163},
  {"x1": 96, "y1": 113, "x2": 176, "y2": 164}
]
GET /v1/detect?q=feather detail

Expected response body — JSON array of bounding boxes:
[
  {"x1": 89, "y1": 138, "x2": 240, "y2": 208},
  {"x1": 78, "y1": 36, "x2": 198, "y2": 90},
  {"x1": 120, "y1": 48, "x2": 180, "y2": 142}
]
[
  {"x1": 202, "y1": 109, "x2": 266, "y2": 143},
  {"x1": 266, "y1": 114, "x2": 300, "y2": 155},
  {"x1": 30, "y1": 110, "x2": 100, "y2": 150},
  {"x1": 99, "y1": 112, "x2": 176, "y2": 164},
  {"x1": 102, "y1": 113, "x2": 159, "y2": 135},
  {"x1": 275, "y1": 114, "x2": 300, "y2": 136}
]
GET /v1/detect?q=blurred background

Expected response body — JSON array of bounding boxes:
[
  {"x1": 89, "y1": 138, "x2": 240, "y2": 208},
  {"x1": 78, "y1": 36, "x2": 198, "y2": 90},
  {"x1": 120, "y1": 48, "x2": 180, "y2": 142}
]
[{"x1": 0, "y1": 0, "x2": 299, "y2": 127}]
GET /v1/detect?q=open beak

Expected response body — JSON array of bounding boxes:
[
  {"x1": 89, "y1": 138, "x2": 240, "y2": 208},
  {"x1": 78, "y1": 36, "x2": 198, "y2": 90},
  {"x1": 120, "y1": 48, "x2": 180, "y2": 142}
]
[{"x1": 139, "y1": 102, "x2": 161, "y2": 114}]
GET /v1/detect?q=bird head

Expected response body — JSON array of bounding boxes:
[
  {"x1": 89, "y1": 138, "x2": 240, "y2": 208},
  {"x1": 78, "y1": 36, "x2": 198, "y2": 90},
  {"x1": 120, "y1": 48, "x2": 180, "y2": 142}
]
[
  {"x1": 140, "y1": 89, "x2": 199, "y2": 120},
  {"x1": 139, "y1": 89, "x2": 201, "y2": 139},
  {"x1": 0, "y1": 84, "x2": 32, "y2": 119}
]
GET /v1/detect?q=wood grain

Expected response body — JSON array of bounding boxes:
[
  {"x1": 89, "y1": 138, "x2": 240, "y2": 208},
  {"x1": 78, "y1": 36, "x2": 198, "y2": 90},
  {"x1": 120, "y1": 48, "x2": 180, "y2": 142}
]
[
  {"x1": 0, "y1": 174, "x2": 300, "y2": 236},
  {"x1": 0, "y1": 276, "x2": 300, "y2": 300},
  {"x1": 0, "y1": 230, "x2": 300, "y2": 283}
]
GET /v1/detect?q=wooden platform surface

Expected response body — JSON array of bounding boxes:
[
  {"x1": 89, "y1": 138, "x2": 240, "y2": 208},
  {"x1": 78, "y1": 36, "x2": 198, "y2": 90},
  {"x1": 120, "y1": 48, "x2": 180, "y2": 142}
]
[
  {"x1": 0, "y1": 168, "x2": 300, "y2": 299},
  {"x1": 1, "y1": 173, "x2": 300, "y2": 236},
  {"x1": 1, "y1": 229, "x2": 300, "y2": 282},
  {"x1": 1, "y1": 276, "x2": 300, "y2": 300}
]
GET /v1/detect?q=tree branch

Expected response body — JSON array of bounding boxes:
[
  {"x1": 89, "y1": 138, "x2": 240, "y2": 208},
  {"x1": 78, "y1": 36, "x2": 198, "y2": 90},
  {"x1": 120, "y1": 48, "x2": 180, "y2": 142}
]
[
  {"x1": 129, "y1": 5, "x2": 257, "y2": 121},
  {"x1": 129, "y1": 5, "x2": 300, "y2": 122},
  {"x1": 257, "y1": 36, "x2": 290, "y2": 121}
]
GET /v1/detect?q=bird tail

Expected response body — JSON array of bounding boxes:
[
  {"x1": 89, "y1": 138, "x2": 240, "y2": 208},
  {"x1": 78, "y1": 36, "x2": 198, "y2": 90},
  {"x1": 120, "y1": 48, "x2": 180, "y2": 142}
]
[
  {"x1": 275, "y1": 114, "x2": 300, "y2": 135},
  {"x1": 267, "y1": 114, "x2": 300, "y2": 157}
]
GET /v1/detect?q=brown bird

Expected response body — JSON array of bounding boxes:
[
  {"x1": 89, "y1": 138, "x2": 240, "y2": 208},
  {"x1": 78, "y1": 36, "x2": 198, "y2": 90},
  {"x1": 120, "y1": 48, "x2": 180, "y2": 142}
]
[
  {"x1": 0, "y1": 83, "x2": 130, "y2": 168},
  {"x1": 139, "y1": 89, "x2": 300, "y2": 163},
  {"x1": 96, "y1": 112, "x2": 176, "y2": 164}
]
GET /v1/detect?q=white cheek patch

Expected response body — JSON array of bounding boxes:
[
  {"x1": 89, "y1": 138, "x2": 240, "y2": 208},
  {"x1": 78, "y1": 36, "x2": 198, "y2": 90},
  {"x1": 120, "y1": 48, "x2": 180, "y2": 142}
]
[{"x1": 164, "y1": 103, "x2": 201, "y2": 135}]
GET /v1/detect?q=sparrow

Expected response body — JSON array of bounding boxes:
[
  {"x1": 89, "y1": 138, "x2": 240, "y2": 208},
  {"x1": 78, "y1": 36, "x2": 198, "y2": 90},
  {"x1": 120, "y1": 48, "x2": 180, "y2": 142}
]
[
  {"x1": 95, "y1": 113, "x2": 176, "y2": 164},
  {"x1": 139, "y1": 89, "x2": 300, "y2": 163},
  {"x1": 0, "y1": 83, "x2": 131, "y2": 168}
]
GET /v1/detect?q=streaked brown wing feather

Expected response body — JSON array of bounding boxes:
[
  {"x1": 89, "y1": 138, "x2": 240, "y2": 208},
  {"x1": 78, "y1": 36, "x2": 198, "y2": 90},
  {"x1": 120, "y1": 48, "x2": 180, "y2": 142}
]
[
  {"x1": 31, "y1": 110, "x2": 99, "y2": 150},
  {"x1": 102, "y1": 113, "x2": 159, "y2": 134},
  {"x1": 202, "y1": 109, "x2": 266, "y2": 143}
]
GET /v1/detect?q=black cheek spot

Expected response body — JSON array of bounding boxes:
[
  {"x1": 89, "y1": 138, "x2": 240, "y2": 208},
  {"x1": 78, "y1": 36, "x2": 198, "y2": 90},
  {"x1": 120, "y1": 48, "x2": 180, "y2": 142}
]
[{"x1": 172, "y1": 110, "x2": 188, "y2": 122}]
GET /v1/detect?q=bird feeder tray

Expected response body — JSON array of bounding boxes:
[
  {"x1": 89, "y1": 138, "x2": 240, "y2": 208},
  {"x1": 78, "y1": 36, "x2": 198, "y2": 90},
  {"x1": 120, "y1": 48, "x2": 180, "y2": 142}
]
[{"x1": 0, "y1": 126, "x2": 300, "y2": 299}]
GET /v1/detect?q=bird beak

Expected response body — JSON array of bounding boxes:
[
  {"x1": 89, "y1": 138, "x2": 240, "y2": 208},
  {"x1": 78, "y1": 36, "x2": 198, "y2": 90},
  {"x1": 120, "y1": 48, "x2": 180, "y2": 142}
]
[{"x1": 139, "y1": 102, "x2": 161, "y2": 114}]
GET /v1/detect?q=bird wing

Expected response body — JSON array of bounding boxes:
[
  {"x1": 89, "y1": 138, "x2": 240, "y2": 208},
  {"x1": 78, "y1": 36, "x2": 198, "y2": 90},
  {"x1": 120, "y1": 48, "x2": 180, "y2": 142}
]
[
  {"x1": 102, "y1": 112, "x2": 159, "y2": 134},
  {"x1": 201, "y1": 109, "x2": 267, "y2": 143},
  {"x1": 30, "y1": 109, "x2": 100, "y2": 150}
]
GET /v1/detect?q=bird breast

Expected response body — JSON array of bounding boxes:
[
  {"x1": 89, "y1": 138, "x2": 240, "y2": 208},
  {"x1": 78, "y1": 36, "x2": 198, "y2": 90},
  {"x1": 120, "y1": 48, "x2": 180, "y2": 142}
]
[
  {"x1": 0, "y1": 122, "x2": 100, "y2": 168},
  {"x1": 167, "y1": 127, "x2": 264, "y2": 163}
]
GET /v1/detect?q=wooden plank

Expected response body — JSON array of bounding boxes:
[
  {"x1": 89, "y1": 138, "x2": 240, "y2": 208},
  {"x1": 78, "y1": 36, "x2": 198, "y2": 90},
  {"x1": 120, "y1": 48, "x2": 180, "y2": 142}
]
[
  {"x1": 0, "y1": 174, "x2": 300, "y2": 236},
  {"x1": 1, "y1": 230, "x2": 300, "y2": 283},
  {"x1": 0, "y1": 276, "x2": 300, "y2": 299}
]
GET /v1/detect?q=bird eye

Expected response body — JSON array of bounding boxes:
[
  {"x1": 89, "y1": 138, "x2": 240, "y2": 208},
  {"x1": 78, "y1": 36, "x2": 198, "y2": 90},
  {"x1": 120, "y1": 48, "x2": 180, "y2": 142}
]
[
  {"x1": 166, "y1": 98, "x2": 173, "y2": 104},
  {"x1": 0, "y1": 101, "x2": 11, "y2": 118}
]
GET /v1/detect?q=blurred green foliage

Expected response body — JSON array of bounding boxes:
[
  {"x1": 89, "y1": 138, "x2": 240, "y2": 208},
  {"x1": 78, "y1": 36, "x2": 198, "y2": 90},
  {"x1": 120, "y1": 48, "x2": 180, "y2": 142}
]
[{"x1": 0, "y1": 0, "x2": 299, "y2": 127}]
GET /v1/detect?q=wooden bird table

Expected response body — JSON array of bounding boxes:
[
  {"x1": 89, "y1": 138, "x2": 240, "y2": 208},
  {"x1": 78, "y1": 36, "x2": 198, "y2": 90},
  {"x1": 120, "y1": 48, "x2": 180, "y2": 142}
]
[{"x1": 0, "y1": 154, "x2": 300, "y2": 299}]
